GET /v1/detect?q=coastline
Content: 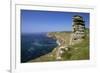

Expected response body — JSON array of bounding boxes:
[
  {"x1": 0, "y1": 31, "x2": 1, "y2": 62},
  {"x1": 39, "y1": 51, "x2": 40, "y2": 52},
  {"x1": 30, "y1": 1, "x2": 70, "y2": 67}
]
[{"x1": 29, "y1": 31, "x2": 72, "y2": 62}]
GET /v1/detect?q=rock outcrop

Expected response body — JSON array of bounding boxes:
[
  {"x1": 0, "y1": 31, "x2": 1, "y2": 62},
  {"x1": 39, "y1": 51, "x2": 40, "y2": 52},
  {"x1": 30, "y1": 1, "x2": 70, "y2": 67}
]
[{"x1": 70, "y1": 15, "x2": 86, "y2": 45}]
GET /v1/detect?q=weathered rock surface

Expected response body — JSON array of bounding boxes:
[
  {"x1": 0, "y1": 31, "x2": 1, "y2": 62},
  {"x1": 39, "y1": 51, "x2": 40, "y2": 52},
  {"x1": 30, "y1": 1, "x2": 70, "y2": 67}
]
[{"x1": 70, "y1": 15, "x2": 86, "y2": 45}]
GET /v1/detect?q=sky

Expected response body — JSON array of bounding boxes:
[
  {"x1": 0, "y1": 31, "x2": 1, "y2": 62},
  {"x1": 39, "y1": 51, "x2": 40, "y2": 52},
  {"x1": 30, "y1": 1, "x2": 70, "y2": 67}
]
[{"x1": 21, "y1": 10, "x2": 89, "y2": 33}]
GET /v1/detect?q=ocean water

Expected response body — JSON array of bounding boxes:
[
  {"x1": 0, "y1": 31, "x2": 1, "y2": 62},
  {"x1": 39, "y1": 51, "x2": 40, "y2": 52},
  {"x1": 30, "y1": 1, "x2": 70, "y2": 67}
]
[{"x1": 21, "y1": 33, "x2": 58, "y2": 63}]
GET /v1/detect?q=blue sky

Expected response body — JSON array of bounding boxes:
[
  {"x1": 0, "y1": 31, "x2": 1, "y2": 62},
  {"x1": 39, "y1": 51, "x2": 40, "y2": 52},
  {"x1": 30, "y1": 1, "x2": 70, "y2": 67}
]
[{"x1": 21, "y1": 10, "x2": 89, "y2": 33}]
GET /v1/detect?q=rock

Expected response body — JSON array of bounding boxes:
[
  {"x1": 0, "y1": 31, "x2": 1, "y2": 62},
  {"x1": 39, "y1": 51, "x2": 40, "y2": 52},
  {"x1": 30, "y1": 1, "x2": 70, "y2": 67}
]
[
  {"x1": 57, "y1": 56, "x2": 62, "y2": 60},
  {"x1": 50, "y1": 54, "x2": 53, "y2": 57},
  {"x1": 70, "y1": 15, "x2": 86, "y2": 45},
  {"x1": 59, "y1": 50, "x2": 64, "y2": 54},
  {"x1": 65, "y1": 47, "x2": 69, "y2": 51},
  {"x1": 56, "y1": 40, "x2": 61, "y2": 46}
]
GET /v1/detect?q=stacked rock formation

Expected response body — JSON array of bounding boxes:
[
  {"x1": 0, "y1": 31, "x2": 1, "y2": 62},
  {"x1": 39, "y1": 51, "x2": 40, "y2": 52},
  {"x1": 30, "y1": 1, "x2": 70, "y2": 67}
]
[{"x1": 70, "y1": 15, "x2": 85, "y2": 45}]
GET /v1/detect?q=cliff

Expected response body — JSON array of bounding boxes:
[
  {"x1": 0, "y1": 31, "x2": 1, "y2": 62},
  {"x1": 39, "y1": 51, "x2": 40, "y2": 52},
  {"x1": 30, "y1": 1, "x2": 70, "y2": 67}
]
[
  {"x1": 29, "y1": 31, "x2": 72, "y2": 62},
  {"x1": 29, "y1": 15, "x2": 89, "y2": 62},
  {"x1": 29, "y1": 29, "x2": 89, "y2": 62}
]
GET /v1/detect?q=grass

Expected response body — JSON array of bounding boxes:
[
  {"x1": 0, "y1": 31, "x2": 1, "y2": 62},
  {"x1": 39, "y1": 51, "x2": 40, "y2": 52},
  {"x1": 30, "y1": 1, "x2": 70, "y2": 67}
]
[
  {"x1": 29, "y1": 29, "x2": 89, "y2": 62},
  {"x1": 61, "y1": 28, "x2": 89, "y2": 60},
  {"x1": 65, "y1": 38, "x2": 89, "y2": 60}
]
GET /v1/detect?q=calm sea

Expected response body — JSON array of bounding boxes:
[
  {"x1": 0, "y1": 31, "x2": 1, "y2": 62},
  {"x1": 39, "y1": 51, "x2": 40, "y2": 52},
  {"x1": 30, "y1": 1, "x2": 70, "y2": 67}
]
[{"x1": 21, "y1": 33, "x2": 58, "y2": 63}]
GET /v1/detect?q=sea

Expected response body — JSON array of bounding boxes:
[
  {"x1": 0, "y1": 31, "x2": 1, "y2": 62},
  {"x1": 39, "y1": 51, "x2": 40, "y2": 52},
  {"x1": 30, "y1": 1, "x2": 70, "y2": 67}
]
[{"x1": 21, "y1": 33, "x2": 58, "y2": 63}]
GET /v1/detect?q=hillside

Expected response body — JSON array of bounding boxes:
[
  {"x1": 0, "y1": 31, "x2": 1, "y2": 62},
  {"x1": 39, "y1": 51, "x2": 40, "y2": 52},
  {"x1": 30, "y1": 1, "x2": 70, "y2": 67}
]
[
  {"x1": 29, "y1": 31, "x2": 72, "y2": 62},
  {"x1": 61, "y1": 28, "x2": 89, "y2": 60},
  {"x1": 29, "y1": 29, "x2": 89, "y2": 62}
]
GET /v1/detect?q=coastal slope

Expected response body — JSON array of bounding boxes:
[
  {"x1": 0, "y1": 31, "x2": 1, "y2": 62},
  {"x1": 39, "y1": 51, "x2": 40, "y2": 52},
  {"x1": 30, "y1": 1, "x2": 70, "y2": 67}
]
[
  {"x1": 29, "y1": 31, "x2": 72, "y2": 62},
  {"x1": 29, "y1": 29, "x2": 89, "y2": 62}
]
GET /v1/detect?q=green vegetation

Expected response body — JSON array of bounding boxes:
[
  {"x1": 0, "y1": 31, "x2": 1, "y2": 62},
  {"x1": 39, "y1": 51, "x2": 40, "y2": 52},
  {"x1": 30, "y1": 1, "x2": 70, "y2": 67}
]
[
  {"x1": 62, "y1": 36, "x2": 89, "y2": 60},
  {"x1": 61, "y1": 28, "x2": 89, "y2": 60},
  {"x1": 29, "y1": 31, "x2": 72, "y2": 62},
  {"x1": 29, "y1": 29, "x2": 89, "y2": 62}
]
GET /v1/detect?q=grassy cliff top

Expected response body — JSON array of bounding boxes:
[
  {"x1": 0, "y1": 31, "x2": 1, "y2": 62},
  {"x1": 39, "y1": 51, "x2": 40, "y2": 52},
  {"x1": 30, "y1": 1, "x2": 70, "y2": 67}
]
[{"x1": 29, "y1": 29, "x2": 89, "y2": 62}]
